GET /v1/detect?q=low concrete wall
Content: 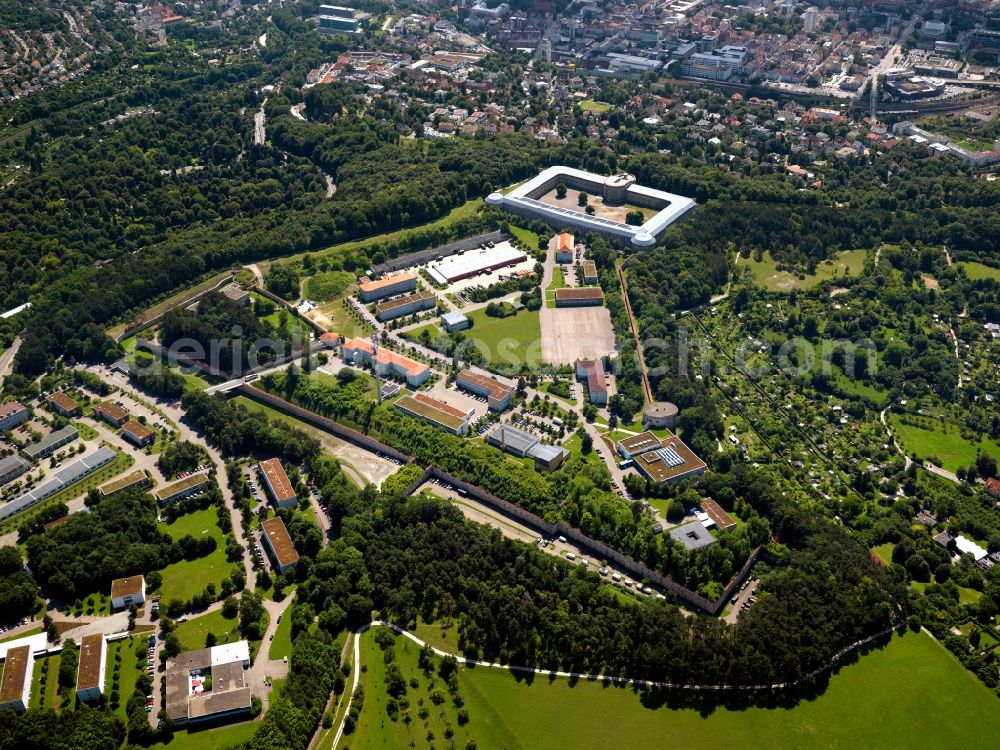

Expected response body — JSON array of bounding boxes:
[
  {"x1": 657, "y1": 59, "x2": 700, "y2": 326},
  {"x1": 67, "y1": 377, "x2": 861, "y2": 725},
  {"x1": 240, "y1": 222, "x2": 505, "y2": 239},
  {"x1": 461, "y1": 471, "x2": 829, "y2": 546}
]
[{"x1": 114, "y1": 274, "x2": 234, "y2": 343}]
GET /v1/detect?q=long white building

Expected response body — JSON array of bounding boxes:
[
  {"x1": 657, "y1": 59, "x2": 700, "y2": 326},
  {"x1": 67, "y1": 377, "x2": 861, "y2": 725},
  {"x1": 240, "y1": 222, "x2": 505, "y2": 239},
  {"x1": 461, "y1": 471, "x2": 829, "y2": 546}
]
[{"x1": 487, "y1": 166, "x2": 695, "y2": 248}]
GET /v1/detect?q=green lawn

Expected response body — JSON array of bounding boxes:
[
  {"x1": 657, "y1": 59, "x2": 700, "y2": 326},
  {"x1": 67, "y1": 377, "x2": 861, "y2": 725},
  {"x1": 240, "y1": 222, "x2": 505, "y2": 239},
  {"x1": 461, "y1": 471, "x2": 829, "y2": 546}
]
[
  {"x1": 958, "y1": 262, "x2": 1000, "y2": 282},
  {"x1": 346, "y1": 627, "x2": 1000, "y2": 750},
  {"x1": 146, "y1": 721, "x2": 258, "y2": 750},
  {"x1": 748, "y1": 250, "x2": 867, "y2": 292},
  {"x1": 463, "y1": 307, "x2": 542, "y2": 372},
  {"x1": 305, "y1": 271, "x2": 355, "y2": 302},
  {"x1": 544, "y1": 267, "x2": 567, "y2": 308},
  {"x1": 441, "y1": 630, "x2": 999, "y2": 750},
  {"x1": 910, "y1": 579, "x2": 981, "y2": 606},
  {"x1": 578, "y1": 100, "x2": 612, "y2": 113},
  {"x1": 174, "y1": 608, "x2": 241, "y2": 652},
  {"x1": 890, "y1": 416, "x2": 1000, "y2": 473},
  {"x1": 267, "y1": 604, "x2": 294, "y2": 661},
  {"x1": 508, "y1": 225, "x2": 542, "y2": 251},
  {"x1": 871, "y1": 543, "x2": 894, "y2": 565},
  {"x1": 157, "y1": 508, "x2": 235, "y2": 605}
]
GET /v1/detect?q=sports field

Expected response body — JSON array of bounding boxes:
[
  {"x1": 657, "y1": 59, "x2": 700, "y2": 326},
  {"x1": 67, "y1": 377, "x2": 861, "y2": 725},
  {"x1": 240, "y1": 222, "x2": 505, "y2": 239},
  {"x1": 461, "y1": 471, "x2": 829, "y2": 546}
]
[
  {"x1": 890, "y1": 415, "x2": 1000, "y2": 473},
  {"x1": 748, "y1": 250, "x2": 866, "y2": 292},
  {"x1": 344, "y1": 628, "x2": 1000, "y2": 750}
]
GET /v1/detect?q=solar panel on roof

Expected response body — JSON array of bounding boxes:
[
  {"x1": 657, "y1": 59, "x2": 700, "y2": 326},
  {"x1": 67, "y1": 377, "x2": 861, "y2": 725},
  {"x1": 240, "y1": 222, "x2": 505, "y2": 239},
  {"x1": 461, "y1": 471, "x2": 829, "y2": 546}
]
[{"x1": 657, "y1": 445, "x2": 684, "y2": 468}]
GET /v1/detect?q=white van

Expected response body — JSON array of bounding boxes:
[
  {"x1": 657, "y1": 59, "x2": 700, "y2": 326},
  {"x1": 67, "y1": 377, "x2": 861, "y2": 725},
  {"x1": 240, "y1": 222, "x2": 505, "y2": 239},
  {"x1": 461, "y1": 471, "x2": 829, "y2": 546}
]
[{"x1": 565, "y1": 552, "x2": 576, "y2": 561}]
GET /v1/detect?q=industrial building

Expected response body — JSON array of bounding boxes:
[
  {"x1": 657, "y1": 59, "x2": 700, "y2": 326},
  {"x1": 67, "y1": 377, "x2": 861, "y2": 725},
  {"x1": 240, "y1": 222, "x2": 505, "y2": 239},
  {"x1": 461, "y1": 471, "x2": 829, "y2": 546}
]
[
  {"x1": 426, "y1": 243, "x2": 527, "y2": 285},
  {"x1": 0, "y1": 645, "x2": 33, "y2": 713},
  {"x1": 0, "y1": 455, "x2": 29, "y2": 487},
  {"x1": 617, "y1": 431, "x2": 706, "y2": 485},
  {"x1": 46, "y1": 392, "x2": 81, "y2": 417},
  {"x1": 93, "y1": 401, "x2": 129, "y2": 427},
  {"x1": 155, "y1": 472, "x2": 210, "y2": 504},
  {"x1": 370, "y1": 232, "x2": 507, "y2": 277},
  {"x1": 165, "y1": 641, "x2": 252, "y2": 726},
  {"x1": 668, "y1": 521, "x2": 716, "y2": 551},
  {"x1": 76, "y1": 634, "x2": 107, "y2": 703},
  {"x1": 487, "y1": 166, "x2": 695, "y2": 248},
  {"x1": 456, "y1": 370, "x2": 513, "y2": 411},
  {"x1": 261, "y1": 516, "x2": 299, "y2": 574},
  {"x1": 486, "y1": 424, "x2": 569, "y2": 472},
  {"x1": 111, "y1": 575, "x2": 146, "y2": 609},
  {"x1": 99, "y1": 470, "x2": 150, "y2": 498},
  {"x1": 375, "y1": 290, "x2": 437, "y2": 321},
  {"x1": 0, "y1": 401, "x2": 28, "y2": 431},
  {"x1": 1, "y1": 446, "x2": 116, "y2": 522},
  {"x1": 395, "y1": 393, "x2": 471, "y2": 435},
  {"x1": 358, "y1": 271, "x2": 416, "y2": 302},
  {"x1": 555, "y1": 287, "x2": 603, "y2": 307},
  {"x1": 258, "y1": 458, "x2": 297, "y2": 508},
  {"x1": 121, "y1": 419, "x2": 154, "y2": 447},
  {"x1": 440, "y1": 311, "x2": 471, "y2": 332},
  {"x1": 342, "y1": 337, "x2": 431, "y2": 387},
  {"x1": 555, "y1": 232, "x2": 575, "y2": 263},
  {"x1": 20, "y1": 425, "x2": 80, "y2": 461},
  {"x1": 575, "y1": 358, "x2": 608, "y2": 406}
]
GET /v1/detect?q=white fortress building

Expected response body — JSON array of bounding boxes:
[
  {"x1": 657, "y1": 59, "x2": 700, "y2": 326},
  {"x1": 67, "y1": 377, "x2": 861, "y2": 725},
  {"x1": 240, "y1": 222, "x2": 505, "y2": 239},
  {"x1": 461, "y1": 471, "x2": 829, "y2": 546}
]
[{"x1": 487, "y1": 166, "x2": 696, "y2": 248}]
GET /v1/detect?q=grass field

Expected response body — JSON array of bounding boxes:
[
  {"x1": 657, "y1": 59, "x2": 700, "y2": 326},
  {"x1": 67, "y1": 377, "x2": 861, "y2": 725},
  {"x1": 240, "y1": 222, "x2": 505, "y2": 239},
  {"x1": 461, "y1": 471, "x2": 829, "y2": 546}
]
[
  {"x1": 958, "y1": 261, "x2": 1000, "y2": 282},
  {"x1": 463, "y1": 307, "x2": 541, "y2": 370},
  {"x1": 267, "y1": 604, "x2": 294, "y2": 661},
  {"x1": 748, "y1": 250, "x2": 867, "y2": 292},
  {"x1": 911, "y1": 580, "x2": 981, "y2": 606},
  {"x1": 174, "y1": 608, "x2": 241, "y2": 652},
  {"x1": 890, "y1": 416, "x2": 1000, "y2": 473},
  {"x1": 346, "y1": 628, "x2": 1000, "y2": 750},
  {"x1": 305, "y1": 271, "x2": 355, "y2": 302},
  {"x1": 158, "y1": 508, "x2": 235, "y2": 605},
  {"x1": 871, "y1": 543, "x2": 894, "y2": 565},
  {"x1": 578, "y1": 100, "x2": 612, "y2": 113},
  {"x1": 146, "y1": 721, "x2": 258, "y2": 750},
  {"x1": 508, "y1": 225, "x2": 542, "y2": 251}
]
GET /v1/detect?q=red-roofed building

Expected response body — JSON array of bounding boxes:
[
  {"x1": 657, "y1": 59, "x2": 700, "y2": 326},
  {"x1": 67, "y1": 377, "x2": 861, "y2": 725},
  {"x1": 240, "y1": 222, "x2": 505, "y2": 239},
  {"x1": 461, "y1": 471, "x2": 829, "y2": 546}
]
[
  {"x1": 987, "y1": 477, "x2": 1000, "y2": 500},
  {"x1": 342, "y1": 337, "x2": 430, "y2": 387}
]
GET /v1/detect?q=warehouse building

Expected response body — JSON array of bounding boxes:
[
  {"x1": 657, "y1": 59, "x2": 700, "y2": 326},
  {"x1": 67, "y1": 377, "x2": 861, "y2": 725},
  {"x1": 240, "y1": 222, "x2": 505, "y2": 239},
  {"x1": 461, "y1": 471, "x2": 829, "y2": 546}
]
[
  {"x1": 76, "y1": 634, "x2": 107, "y2": 703},
  {"x1": 617, "y1": 431, "x2": 706, "y2": 485},
  {"x1": 440, "y1": 311, "x2": 471, "y2": 332},
  {"x1": 0, "y1": 401, "x2": 29, "y2": 431},
  {"x1": 165, "y1": 641, "x2": 252, "y2": 726},
  {"x1": 0, "y1": 455, "x2": 29, "y2": 487},
  {"x1": 0, "y1": 645, "x2": 33, "y2": 713},
  {"x1": 668, "y1": 520, "x2": 716, "y2": 551},
  {"x1": 426, "y1": 243, "x2": 527, "y2": 285},
  {"x1": 155, "y1": 472, "x2": 210, "y2": 504},
  {"x1": 121, "y1": 419, "x2": 154, "y2": 447},
  {"x1": 21, "y1": 425, "x2": 80, "y2": 461},
  {"x1": 487, "y1": 166, "x2": 695, "y2": 248},
  {"x1": 342, "y1": 337, "x2": 431, "y2": 387},
  {"x1": 99, "y1": 470, "x2": 150, "y2": 498},
  {"x1": 575, "y1": 358, "x2": 608, "y2": 406},
  {"x1": 358, "y1": 271, "x2": 417, "y2": 302},
  {"x1": 111, "y1": 575, "x2": 146, "y2": 609},
  {"x1": 486, "y1": 424, "x2": 569, "y2": 472},
  {"x1": 1, "y1": 446, "x2": 116, "y2": 522},
  {"x1": 46, "y1": 392, "x2": 81, "y2": 417},
  {"x1": 258, "y1": 458, "x2": 297, "y2": 508},
  {"x1": 555, "y1": 287, "x2": 603, "y2": 307},
  {"x1": 261, "y1": 517, "x2": 299, "y2": 574},
  {"x1": 93, "y1": 401, "x2": 129, "y2": 428},
  {"x1": 456, "y1": 370, "x2": 513, "y2": 411},
  {"x1": 375, "y1": 290, "x2": 437, "y2": 321},
  {"x1": 395, "y1": 393, "x2": 471, "y2": 435}
]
